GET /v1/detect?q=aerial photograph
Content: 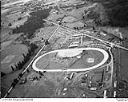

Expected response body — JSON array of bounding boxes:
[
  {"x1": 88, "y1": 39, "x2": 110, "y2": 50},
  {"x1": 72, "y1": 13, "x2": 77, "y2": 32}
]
[{"x1": 1, "y1": 0, "x2": 128, "y2": 99}]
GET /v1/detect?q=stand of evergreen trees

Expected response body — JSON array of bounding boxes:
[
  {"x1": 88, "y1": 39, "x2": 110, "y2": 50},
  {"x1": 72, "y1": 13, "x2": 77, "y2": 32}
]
[
  {"x1": 1, "y1": 72, "x2": 6, "y2": 77},
  {"x1": 11, "y1": 43, "x2": 38, "y2": 72}
]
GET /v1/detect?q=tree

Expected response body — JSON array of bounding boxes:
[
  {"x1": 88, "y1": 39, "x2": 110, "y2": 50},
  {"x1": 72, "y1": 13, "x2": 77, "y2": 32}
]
[
  {"x1": 1, "y1": 72, "x2": 6, "y2": 77},
  {"x1": 8, "y1": 23, "x2": 12, "y2": 26},
  {"x1": 18, "y1": 17, "x2": 22, "y2": 20},
  {"x1": 38, "y1": 71, "x2": 44, "y2": 76},
  {"x1": 15, "y1": 63, "x2": 19, "y2": 70},
  {"x1": 22, "y1": 53, "x2": 26, "y2": 58},
  {"x1": 45, "y1": 40, "x2": 50, "y2": 45},
  {"x1": 11, "y1": 65, "x2": 15, "y2": 71},
  {"x1": 11, "y1": 78, "x2": 19, "y2": 88},
  {"x1": 18, "y1": 73, "x2": 23, "y2": 79}
]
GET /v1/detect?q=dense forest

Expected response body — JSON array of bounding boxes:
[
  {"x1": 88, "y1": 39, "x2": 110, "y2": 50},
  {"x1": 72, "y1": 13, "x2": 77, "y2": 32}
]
[
  {"x1": 13, "y1": 8, "x2": 51, "y2": 38},
  {"x1": 92, "y1": 0, "x2": 128, "y2": 27}
]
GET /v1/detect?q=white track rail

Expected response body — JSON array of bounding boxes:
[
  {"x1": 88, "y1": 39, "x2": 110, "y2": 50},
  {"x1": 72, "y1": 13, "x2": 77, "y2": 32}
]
[{"x1": 32, "y1": 47, "x2": 109, "y2": 72}]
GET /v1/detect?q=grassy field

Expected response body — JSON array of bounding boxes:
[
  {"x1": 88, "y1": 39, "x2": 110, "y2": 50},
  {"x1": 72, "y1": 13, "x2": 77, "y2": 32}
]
[
  {"x1": 7, "y1": 71, "x2": 66, "y2": 98},
  {"x1": 1, "y1": 44, "x2": 28, "y2": 73},
  {"x1": 120, "y1": 49, "x2": 128, "y2": 81}
]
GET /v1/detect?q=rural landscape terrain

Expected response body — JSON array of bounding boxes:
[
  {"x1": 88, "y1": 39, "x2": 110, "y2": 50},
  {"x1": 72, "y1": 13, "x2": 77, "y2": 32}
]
[{"x1": 1, "y1": 0, "x2": 128, "y2": 98}]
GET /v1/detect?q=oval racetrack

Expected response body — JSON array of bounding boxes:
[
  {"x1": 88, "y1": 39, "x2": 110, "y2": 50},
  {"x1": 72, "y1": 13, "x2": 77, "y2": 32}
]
[{"x1": 32, "y1": 48, "x2": 109, "y2": 72}]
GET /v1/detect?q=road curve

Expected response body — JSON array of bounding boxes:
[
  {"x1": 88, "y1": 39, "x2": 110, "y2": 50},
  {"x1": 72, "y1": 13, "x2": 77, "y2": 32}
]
[{"x1": 32, "y1": 47, "x2": 109, "y2": 72}]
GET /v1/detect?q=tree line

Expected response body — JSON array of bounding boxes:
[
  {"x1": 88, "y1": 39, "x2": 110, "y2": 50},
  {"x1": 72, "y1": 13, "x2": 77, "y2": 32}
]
[{"x1": 10, "y1": 43, "x2": 38, "y2": 72}]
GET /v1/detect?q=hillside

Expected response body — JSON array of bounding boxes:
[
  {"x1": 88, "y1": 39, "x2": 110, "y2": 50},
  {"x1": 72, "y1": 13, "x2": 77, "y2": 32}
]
[{"x1": 91, "y1": 0, "x2": 128, "y2": 27}]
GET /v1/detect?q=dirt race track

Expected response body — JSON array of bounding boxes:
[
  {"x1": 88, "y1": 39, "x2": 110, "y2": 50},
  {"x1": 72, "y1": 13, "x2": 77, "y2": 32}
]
[{"x1": 32, "y1": 47, "x2": 109, "y2": 72}]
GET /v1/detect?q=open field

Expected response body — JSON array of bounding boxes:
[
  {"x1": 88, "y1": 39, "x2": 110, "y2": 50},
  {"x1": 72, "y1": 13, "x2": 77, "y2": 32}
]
[
  {"x1": 120, "y1": 49, "x2": 128, "y2": 81},
  {"x1": 1, "y1": 44, "x2": 28, "y2": 73},
  {"x1": 6, "y1": 63, "x2": 112, "y2": 98}
]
